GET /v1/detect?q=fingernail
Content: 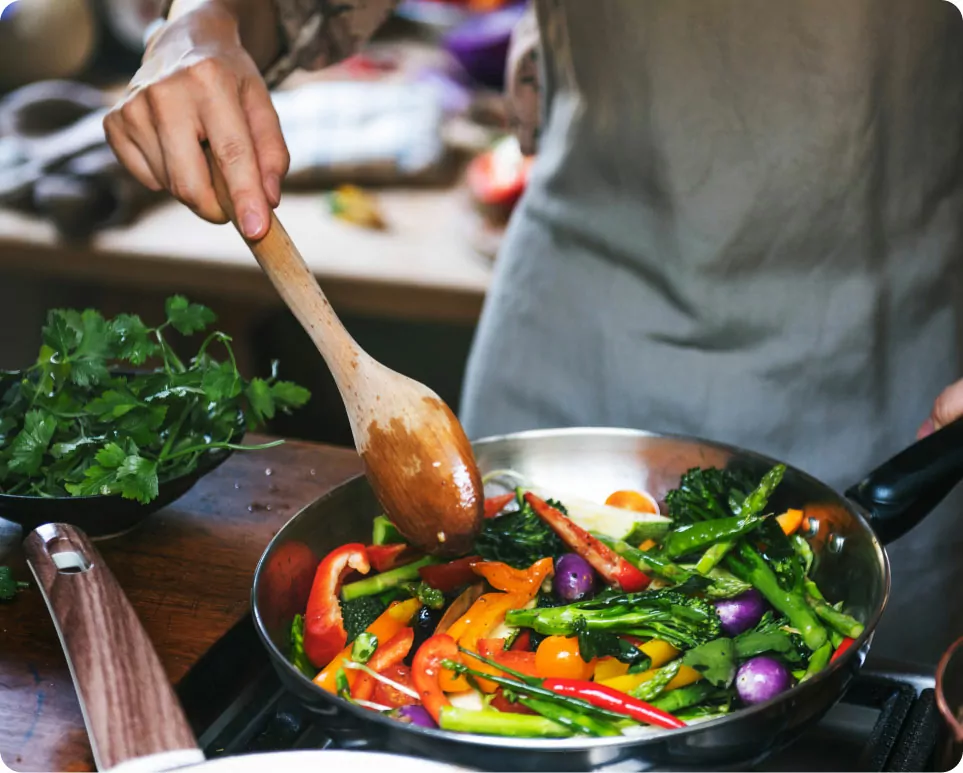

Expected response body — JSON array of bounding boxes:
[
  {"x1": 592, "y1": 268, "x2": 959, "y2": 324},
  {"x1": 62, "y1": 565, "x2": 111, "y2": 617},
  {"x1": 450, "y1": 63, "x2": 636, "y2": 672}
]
[
  {"x1": 917, "y1": 418, "x2": 935, "y2": 440},
  {"x1": 240, "y1": 209, "x2": 263, "y2": 239},
  {"x1": 265, "y1": 175, "x2": 281, "y2": 207}
]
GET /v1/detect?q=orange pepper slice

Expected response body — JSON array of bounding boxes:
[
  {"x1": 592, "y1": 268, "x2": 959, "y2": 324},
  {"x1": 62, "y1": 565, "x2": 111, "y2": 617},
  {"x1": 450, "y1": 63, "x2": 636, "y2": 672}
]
[
  {"x1": 471, "y1": 557, "x2": 554, "y2": 598},
  {"x1": 776, "y1": 508, "x2": 805, "y2": 535},
  {"x1": 438, "y1": 592, "x2": 527, "y2": 692}
]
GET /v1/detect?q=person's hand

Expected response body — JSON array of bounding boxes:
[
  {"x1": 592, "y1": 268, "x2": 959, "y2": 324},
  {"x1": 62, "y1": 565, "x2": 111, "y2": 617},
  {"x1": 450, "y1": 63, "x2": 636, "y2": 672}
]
[
  {"x1": 103, "y1": 2, "x2": 288, "y2": 239},
  {"x1": 917, "y1": 379, "x2": 963, "y2": 439}
]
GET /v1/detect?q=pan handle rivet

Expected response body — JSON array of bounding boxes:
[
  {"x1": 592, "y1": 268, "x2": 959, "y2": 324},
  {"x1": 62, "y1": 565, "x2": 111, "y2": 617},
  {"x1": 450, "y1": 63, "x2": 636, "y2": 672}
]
[
  {"x1": 804, "y1": 518, "x2": 820, "y2": 537},
  {"x1": 828, "y1": 534, "x2": 845, "y2": 553}
]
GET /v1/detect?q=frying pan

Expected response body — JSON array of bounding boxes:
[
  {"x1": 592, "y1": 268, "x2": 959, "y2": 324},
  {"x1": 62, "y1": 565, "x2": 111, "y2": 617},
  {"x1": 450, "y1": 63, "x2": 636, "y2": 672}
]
[
  {"x1": 249, "y1": 424, "x2": 963, "y2": 771},
  {"x1": 22, "y1": 522, "x2": 466, "y2": 773}
]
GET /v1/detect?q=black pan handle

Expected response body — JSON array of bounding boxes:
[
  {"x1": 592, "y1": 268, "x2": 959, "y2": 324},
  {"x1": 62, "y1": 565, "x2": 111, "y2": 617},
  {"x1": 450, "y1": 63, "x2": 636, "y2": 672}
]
[{"x1": 846, "y1": 418, "x2": 963, "y2": 544}]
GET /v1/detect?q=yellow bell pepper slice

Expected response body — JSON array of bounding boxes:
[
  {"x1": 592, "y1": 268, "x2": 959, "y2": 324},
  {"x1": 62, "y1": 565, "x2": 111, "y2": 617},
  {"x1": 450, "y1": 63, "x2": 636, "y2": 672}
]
[
  {"x1": 640, "y1": 639, "x2": 679, "y2": 667},
  {"x1": 593, "y1": 657, "x2": 630, "y2": 682},
  {"x1": 314, "y1": 597, "x2": 422, "y2": 693},
  {"x1": 600, "y1": 662, "x2": 703, "y2": 693}
]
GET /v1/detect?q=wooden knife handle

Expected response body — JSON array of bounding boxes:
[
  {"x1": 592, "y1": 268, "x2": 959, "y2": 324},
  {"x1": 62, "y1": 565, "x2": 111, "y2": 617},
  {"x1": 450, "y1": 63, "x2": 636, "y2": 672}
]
[{"x1": 24, "y1": 524, "x2": 202, "y2": 772}]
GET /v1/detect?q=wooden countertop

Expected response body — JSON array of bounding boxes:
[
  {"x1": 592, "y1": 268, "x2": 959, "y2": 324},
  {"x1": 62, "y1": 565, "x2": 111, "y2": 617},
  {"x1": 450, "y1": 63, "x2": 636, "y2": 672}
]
[
  {"x1": 0, "y1": 184, "x2": 493, "y2": 325},
  {"x1": 0, "y1": 436, "x2": 364, "y2": 773}
]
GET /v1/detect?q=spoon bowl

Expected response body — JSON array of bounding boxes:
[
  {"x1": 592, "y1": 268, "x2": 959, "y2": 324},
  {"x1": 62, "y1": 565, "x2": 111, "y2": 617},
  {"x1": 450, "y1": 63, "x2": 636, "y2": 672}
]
[{"x1": 204, "y1": 150, "x2": 484, "y2": 554}]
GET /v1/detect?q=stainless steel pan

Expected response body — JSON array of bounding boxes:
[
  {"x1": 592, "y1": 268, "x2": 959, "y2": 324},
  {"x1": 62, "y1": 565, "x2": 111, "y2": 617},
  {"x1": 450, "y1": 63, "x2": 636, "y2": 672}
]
[{"x1": 251, "y1": 424, "x2": 963, "y2": 771}]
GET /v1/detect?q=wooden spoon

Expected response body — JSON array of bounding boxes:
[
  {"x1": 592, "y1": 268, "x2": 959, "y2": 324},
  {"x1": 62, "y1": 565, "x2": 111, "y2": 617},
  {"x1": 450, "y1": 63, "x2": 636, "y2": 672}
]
[{"x1": 204, "y1": 149, "x2": 483, "y2": 556}]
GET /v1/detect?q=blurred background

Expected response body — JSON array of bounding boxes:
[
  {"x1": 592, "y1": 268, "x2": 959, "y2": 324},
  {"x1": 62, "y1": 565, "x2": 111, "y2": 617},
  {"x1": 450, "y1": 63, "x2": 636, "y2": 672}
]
[{"x1": 0, "y1": 0, "x2": 533, "y2": 446}]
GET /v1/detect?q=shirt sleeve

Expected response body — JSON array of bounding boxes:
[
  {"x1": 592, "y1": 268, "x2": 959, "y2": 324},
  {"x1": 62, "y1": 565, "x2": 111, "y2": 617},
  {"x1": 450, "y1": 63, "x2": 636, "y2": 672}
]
[
  {"x1": 504, "y1": 1, "x2": 542, "y2": 156},
  {"x1": 161, "y1": 0, "x2": 399, "y2": 88}
]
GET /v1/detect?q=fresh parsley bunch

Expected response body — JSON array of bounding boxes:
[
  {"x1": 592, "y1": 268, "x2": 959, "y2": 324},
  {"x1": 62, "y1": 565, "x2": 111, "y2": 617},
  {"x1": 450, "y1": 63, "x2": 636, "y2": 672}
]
[{"x1": 0, "y1": 296, "x2": 310, "y2": 503}]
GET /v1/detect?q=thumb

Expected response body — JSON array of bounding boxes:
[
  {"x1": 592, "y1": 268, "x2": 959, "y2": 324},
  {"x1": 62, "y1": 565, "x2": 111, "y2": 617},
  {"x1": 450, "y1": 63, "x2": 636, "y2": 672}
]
[{"x1": 919, "y1": 379, "x2": 963, "y2": 438}]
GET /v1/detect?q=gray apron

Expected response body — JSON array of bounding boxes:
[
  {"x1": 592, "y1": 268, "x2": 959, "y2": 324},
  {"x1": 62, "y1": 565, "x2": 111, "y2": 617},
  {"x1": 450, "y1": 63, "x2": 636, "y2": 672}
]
[{"x1": 459, "y1": 0, "x2": 963, "y2": 666}]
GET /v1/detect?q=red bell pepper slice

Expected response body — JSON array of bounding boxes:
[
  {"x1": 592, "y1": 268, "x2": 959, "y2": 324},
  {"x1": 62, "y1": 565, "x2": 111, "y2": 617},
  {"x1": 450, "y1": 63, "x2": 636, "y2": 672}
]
[
  {"x1": 412, "y1": 634, "x2": 461, "y2": 723},
  {"x1": 419, "y1": 555, "x2": 483, "y2": 593},
  {"x1": 304, "y1": 544, "x2": 370, "y2": 669},
  {"x1": 484, "y1": 493, "x2": 516, "y2": 519},
  {"x1": 524, "y1": 493, "x2": 651, "y2": 592},
  {"x1": 830, "y1": 637, "x2": 855, "y2": 664},
  {"x1": 510, "y1": 630, "x2": 532, "y2": 652},
  {"x1": 366, "y1": 543, "x2": 422, "y2": 573},
  {"x1": 540, "y1": 677, "x2": 686, "y2": 729},
  {"x1": 352, "y1": 627, "x2": 415, "y2": 702}
]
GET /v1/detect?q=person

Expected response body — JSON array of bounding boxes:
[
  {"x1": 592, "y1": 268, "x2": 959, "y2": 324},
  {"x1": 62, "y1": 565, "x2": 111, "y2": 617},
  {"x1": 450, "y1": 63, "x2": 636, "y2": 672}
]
[{"x1": 106, "y1": 0, "x2": 963, "y2": 666}]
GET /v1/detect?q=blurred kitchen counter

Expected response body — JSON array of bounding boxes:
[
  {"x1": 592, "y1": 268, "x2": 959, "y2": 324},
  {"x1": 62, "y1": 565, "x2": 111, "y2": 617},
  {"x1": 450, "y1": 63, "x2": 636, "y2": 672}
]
[{"x1": 0, "y1": 183, "x2": 493, "y2": 324}]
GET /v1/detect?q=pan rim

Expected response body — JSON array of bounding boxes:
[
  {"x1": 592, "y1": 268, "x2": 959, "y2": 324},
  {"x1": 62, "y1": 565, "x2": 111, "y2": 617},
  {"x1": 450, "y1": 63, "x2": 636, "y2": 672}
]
[{"x1": 251, "y1": 426, "x2": 891, "y2": 753}]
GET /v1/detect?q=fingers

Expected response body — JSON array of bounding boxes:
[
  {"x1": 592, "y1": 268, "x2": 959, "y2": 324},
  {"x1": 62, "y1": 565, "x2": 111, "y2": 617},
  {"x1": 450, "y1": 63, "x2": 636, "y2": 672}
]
[
  {"x1": 105, "y1": 51, "x2": 279, "y2": 236},
  {"x1": 194, "y1": 62, "x2": 270, "y2": 240},
  {"x1": 104, "y1": 112, "x2": 163, "y2": 192},
  {"x1": 241, "y1": 78, "x2": 289, "y2": 209},
  {"x1": 150, "y1": 87, "x2": 228, "y2": 224},
  {"x1": 918, "y1": 379, "x2": 963, "y2": 439}
]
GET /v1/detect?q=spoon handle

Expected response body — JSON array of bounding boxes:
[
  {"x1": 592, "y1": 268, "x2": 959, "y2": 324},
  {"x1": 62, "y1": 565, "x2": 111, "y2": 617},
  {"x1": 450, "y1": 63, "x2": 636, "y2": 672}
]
[{"x1": 203, "y1": 146, "x2": 360, "y2": 387}]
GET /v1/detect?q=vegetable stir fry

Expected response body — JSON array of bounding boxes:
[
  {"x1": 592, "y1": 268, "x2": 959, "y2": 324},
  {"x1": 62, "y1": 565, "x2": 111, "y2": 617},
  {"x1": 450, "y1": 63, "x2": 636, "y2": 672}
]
[{"x1": 288, "y1": 466, "x2": 863, "y2": 738}]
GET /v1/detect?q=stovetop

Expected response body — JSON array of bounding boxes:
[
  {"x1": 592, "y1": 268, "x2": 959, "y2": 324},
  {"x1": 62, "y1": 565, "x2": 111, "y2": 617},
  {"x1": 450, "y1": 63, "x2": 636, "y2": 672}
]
[{"x1": 174, "y1": 617, "x2": 945, "y2": 772}]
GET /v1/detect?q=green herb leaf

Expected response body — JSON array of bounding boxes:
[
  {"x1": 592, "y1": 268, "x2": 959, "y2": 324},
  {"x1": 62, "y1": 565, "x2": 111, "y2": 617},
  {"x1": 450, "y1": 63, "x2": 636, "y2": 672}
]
[
  {"x1": 7, "y1": 411, "x2": 57, "y2": 476},
  {"x1": 271, "y1": 380, "x2": 311, "y2": 409},
  {"x1": 682, "y1": 638, "x2": 737, "y2": 688},
  {"x1": 87, "y1": 389, "x2": 142, "y2": 419},
  {"x1": 165, "y1": 295, "x2": 216, "y2": 335},
  {"x1": 116, "y1": 455, "x2": 159, "y2": 504},
  {"x1": 201, "y1": 362, "x2": 242, "y2": 401},
  {"x1": 245, "y1": 378, "x2": 275, "y2": 422},
  {"x1": 0, "y1": 297, "x2": 309, "y2": 503},
  {"x1": 0, "y1": 566, "x2": 29, "y2": 602},
  {"x1": 108, "y1": 313, "x2": 158, "y2": 365}
]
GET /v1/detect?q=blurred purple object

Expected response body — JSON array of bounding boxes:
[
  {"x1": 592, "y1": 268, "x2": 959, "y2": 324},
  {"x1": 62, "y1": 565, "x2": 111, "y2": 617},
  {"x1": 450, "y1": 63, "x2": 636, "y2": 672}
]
[
  {"x1": 414, "y1": 68, "x2": 472, "y2": 115},
  {"x1": 443, "y1": 5, "x2": 527, "y2": 90}
]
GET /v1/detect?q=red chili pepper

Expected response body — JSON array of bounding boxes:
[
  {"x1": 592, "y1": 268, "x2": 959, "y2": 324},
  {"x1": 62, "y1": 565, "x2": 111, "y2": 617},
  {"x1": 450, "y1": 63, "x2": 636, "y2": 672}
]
[
  {"x1": 418, "y1": 555, "x2": 483, "y2": 592},
  {"x1": 524, "y1": 493, "x2": 651, "y2": 592},
  {"x1": 540, "y1": 678, "x2": 686, "y2": 730},
  {"x1": 352, "y1": 627, "x2": 415, "y2": 702},
  {"x1": 830, "y1": 637, "x2": 856, "y2": 664},
  {"x1": 510, "y1": 630, "x2": 532, "y2": 652},
  {"x1": 484, "y1": 493, "x2": 516, "y2": 518},
  {"x1": 412, "y1": 634, "x2": 460, "y2": 723},
  {"x1": 366, "y1": 543, "x2": 422, "y2": 573},
  {"x1": 304, "y1": 544, "x2": 370, "y2": 669}
]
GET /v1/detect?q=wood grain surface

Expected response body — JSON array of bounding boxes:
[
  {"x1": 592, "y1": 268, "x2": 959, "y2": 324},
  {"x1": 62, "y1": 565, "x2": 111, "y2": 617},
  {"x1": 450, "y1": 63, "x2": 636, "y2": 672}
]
[{"x1": 0, "y1": 436, "x2": 362, "y2": 773}]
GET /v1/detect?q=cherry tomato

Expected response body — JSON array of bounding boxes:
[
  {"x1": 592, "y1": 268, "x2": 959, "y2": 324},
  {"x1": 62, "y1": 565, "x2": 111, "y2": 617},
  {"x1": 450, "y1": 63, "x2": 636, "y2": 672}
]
[
  {"x1": 371, "y1": 663, "x2": 417, "y2": 708},
  {"x1": 535, "y1": 635, "x2": 595, "y2": 680},
  {"x1": 605, "y1": 490, "x2": 659, "y2": 514}
]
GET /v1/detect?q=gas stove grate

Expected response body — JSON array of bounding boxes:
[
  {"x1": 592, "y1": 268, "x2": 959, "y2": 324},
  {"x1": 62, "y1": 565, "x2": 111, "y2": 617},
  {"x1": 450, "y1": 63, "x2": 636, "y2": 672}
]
[{"x1": 175, "y1": 617, "x2": 942, "y2": 772}]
